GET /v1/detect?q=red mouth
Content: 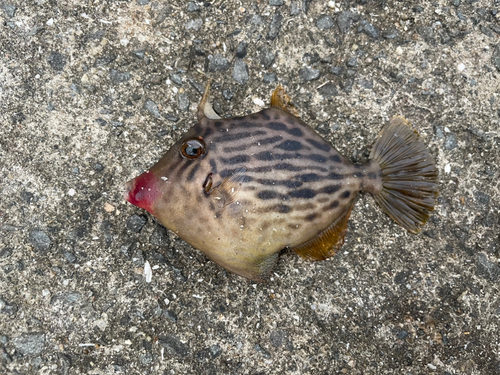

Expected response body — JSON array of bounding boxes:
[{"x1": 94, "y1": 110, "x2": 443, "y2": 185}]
[{"x1": 124, "y1": 171, "x2": 161, "y2": 215}]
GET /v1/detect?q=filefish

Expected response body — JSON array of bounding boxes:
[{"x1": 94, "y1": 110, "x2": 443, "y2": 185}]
[{"x1": 125, "y1": 83, "x2": 438, "y2": 281}]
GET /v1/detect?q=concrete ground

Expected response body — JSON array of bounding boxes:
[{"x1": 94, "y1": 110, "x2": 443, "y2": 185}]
[{"x1": 1, "y1": 0, "x2": 499, "y2": 374}]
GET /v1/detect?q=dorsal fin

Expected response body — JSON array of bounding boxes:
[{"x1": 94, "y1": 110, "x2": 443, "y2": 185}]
[
  {"x1": 270, "y1": 84, "x2": 300, "y2": 117},
  {"x1": 292, "y1": 200, "x2": 355, "y2": 261},
  {"x1": 197, "y1": 79, "x2": 221, "y2": 122}
]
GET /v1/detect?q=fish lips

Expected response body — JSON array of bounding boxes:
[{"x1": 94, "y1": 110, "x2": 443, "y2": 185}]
[{"x1": 124, "y1": 171, "x2": 162, "y2": 215}]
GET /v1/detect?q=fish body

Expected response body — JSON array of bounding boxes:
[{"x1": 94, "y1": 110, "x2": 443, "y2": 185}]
[{"x1": 125, "y1": 84, "x2": 438, "y2": 281}]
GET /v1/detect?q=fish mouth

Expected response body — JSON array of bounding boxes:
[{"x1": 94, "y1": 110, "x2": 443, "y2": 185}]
[{"x1": 124, "y1": 171, "x2": 161, "y2": 214}]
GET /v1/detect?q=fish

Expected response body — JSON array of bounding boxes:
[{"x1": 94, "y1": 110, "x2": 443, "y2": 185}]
[{"x1": 125, "y1": 82, "x2": 438, "y2": 282}]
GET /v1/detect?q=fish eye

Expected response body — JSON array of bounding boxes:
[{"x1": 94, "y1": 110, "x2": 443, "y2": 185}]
[{"x1": 180, "y1": 137, "x2": 206, "y2": 159}]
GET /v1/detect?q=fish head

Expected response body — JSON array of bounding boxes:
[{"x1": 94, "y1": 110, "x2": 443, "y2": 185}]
[{"x1": 124, "y1": 121, "x2": 217, "y2": 232}]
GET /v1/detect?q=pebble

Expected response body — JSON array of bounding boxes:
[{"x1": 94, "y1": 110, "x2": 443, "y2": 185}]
[
  {"x1": 254, "y1": 343, "x2": 271, "y2": 358},
  {"x1": 21, "y1": 191, "x2": 34, "y2": 203},
  {"x1": 94, "y1": 163, "x2": 105, "y2": 172},
  {"x1": 382, "y1": 29, "x2": 399, "y2": 39},
  {"x1": 143, "y1": 99, "x2": 161, "y2": 119},
  {"x1": 178, "y1": 92, "x2": 190, "y2": 111},
  {"x1": 444, "y1": 134, "x2": 457, "y2": 150},
  {"x1": 330, "y1": 66, "x2": 344, "y2": 76},
  {"x1": 12, "y1": 333, "x2": 46, "y2": 356},
  {"x1": 149, "y1": 225, "x2": 170, "y2": 247},
  {"x1": 64, "y1": 252, "x2": 77, "y2": 263},
  {"x1": 235, "y1": 42, "x2": 248, "y2": 58},
  {"x1": 261, "y1": 49, "x2": 276, "y2": 68},
  {"x1": 185, "y1": 18, "x2": 203, "y2": 31},
  {"x1": 187, "y1": 2, "x2": 200, "y2": 12},
  {"x1": 133, "y1": 49, "x2": 146, "y2": 59},
  {"x1": 233, "y1": 59, "x2": 249, "y2": 85},
  {"x1": 316, "y1": 14, "x2": 334, "y2": 30},
  {"x1": 50, "y1": 291, "x2": 83, "y2": 306},
  {"x1": 347, "y1": 57, "x2": 357, "y2": 67},
  {"x1": 299, "y1": 67, "x2": 320, "y2": 81},
  {"x1": 492, "y1": 44, "x2": 500, "y2": 72},
  {"x1": 163, "y1": 309, "x2": 177, "y2": 322},
  {"x1": 263, "y1": 73, "x2": 277, "y2": 84},
  {"x1": 317, "y1": 82, "x2": 337, "y2": 97},
  {"x1": 397, "y1": 330, "x2": 408, "y2": 339},
  {"x1": 164, "y1": 113, "x2": 179, "y2": 122},
  {"x1": 359, "y1": 79, "x2": 373, "y2": 89},
  {"x1": 474, "y1": 191, "x2": 490, "y2": 206},
  {"x1": 1, "y1": 3, "x2": 16, "y2": 18},
  {"x1": 359, "y1": 20, "x2": 380, "y2": 39},
  {"x1": 28, "y1": 229, "x2": 52, "y2": 252},
  {"x1": 210, "y1": 344, "x2": 222, "y2": 358},
  {"x1": 109, "y1": 69, "x2": 131, "y2": 84},
  {"x1": 269, "y1": 330, "x2": 285, "y2": 347},
  {"x1": 267, "y1": 12, "x2": 283, "y2": 40},
  {"x1": 136, "y1": 0, "x2": 149, "y2": 5},
  {"x1": 170, "y1": 73, "x2": 183, "y2": 86},
  {"x1": 223, "y1": 88, "x2": 235, "y2": 101},
  {"x1": 269, "y1": 0, "x2": 284, "y2": 5},
  {"x1": 47, "y1": 52, "x2": 66, "y2": 72},
  {"x1": 208, "y1": 54, "x2": 230, "y2": 72},
  {"x1": 159, "y1": 335, "x2": 189, "y2": 357},
  {"x1": 188, "y1": 78, "x2": 205, "y2": 95},
  {"x1": 337, "y1": 11, "x2": 360, "y2": 34},
  {"x1": 0, "y1": 248, "x2": 13, "y2": 258},
  {"x1": 126, "y1": 214, "x2": 147, "y2": 233},
  {"x1": 95, "y1": 55, "x2": 116, "y2": 67},
  {"x1": 476, "y1": 254, "x2": 500, "y2": 281},
  {"x1": 290, "y1": 1, "x2": 301, "y2": 16}
]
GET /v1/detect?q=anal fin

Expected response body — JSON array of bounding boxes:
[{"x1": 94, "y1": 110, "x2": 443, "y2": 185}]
[
  {"x1": 271, "y1": 84, "x2": 300, "y2": 117},
  {"x1": 292, "y1": 201, "x2": 355, "y2": 261}
]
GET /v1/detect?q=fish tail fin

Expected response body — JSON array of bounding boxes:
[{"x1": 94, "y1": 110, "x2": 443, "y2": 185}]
[{"x1": 368, "y1": 116, "x2": 438, "y2": 233}]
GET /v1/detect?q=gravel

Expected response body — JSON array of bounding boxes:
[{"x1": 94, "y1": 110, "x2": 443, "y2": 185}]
[
  {"x1": 233, "y1": 59, "x2": 249, "y2": 85},
  {"x1": 1, "y1": 1, "x2": 499, "y2": 374}
]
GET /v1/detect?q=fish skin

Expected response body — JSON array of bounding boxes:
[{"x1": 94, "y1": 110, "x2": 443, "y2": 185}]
[{"x1": 125, "y1": 85, "x2": 437, "y2": 281}]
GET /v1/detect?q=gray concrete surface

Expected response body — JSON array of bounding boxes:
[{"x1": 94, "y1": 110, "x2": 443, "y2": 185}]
[{"x1": 1, "y1": 0, "x2": 499, "y2": 374}]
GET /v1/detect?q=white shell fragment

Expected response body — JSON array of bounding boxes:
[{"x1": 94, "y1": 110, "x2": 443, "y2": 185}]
[{"x1": 143, "y1": 261, "x2": 152, "y2": 283}]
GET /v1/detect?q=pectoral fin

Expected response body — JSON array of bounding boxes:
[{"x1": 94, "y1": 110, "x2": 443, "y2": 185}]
[{"x1": 206, "y1": 167, "x2": 247, "y2": 210}]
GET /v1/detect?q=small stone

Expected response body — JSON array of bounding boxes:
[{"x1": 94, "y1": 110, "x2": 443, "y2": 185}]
[
  {"x1": 290, "y1": 1, "x2": 301, "y2": 16},
  {"x1": 64, "y1": 252, "x2": 77, "y2": 263},
  {"x1": 261, "y1": 50, "x2": 276, "y2": 68},
  {"x1": 418, "y1": 27, "x2": 435, "y2": 44},
  {"x1": 136, "y1": 0, "x2": 149, "y2": 5},
  {"x1": 95, "y1": 118, "x2": 107, "y2": 126},
  {"x1": 316, "y1": 14, "x2": 334, "y2": 30},
  {"x1": 143, "y1": 99, "x2": 161, "y2": 119},
  {"x1": 263, "y1": 73, "x2": 277, "y2": 84},
  {"x1": 330, "y1": 66, "x2": 344, "y2": 75},
  {"x1": 397, "y1": 330, "x2": 408, "y2": 339},
  {"x1": 0, "y1": 248, "x2": 13, "y2": 258},
  {"x1": 29, "y1": 229, "x2": 51, "y2": 252},
  {"x1": 492, "y1": 44, "x2": 500, "y2": 72},
  {"x1": 1, "y1": 3, "x2": 16, "y2": 18},
  {"x1": 267, "y1": 12, "x2": 283, "y2": 40},
  {"x1": 12, "y1": 333, "x2": 46, "y2": 356},
  {"x1": 185, "y1": 18, "x2": 203, "y2": 31},
  {"x1": 223, "y1": 88, "x2": 234, "y2": 101},
  {"x1": 94, "y1": 163, "x2": 105, "y2": 172},
  {"x1": 163, "y1": 310, "x2": 177, "y2": 322},
  {"x1": 382, "y1": 28, "x2": 399, "y2": 39},
  {"x1": 21, "y1": 191, "x2": 34, "y2": 203},
  {"x1": 159, "y1": 335, "x2": 189, "y2": 357},
  {"x1": 178, "y1": 92, "x2": 190, "y2": 111},
  {"x1": 104, "y1": 203, "x2": 115, "y2": 212},
  {"x1": 317, "y1": 82, "x2": 337, "y2": 97},
  {"x1": 47, "y1": 52, "x2": 66, "y2": 72},
  {"x1": 127, "y1": 215, "x2": 147, "y2": 233},
  {"x1": 210, "y1": 344, "x2": 222, "y2": 358},
  {"x1": 164, "y1": 113, "x2": 179, "y2": 122},
  {"x1": 149, "y1": 225, "x2": 170, "y2": 247},
  {"x1": 187, "y1": 2, "x2": 200, "y2": 12},
  {"x1": 233, "y1": 59, "x2": 249, "y2": 85},
  {"x1": 359, "y1": 79, "x2": 373, "y2": 89},
  {"x1": 269, "y1": 0, "x2": 284, "y2": 5},
  {"x1": 254, "y1": 343, "x2": 271, "y2": 358},
  {"x1": 188, "y1": 78, "x2": 205, "y2": 95},
  {"x1": 110, "y1": 69, "x2": 131, "y2": 84},
  {"x1": 170, "y1": 73, "x2": 183, "y2": 86},
  {"x1": 476, "y1": 253, "x2": 500, "y2": 281},
  {"x1": 270, "y1": 330, "x2": 285, "y2": 347},
  {"x1": 337, "y1": 11, "x2": 360, "y2": 34},
  {"x1": 474, "y1": 191, "x2": 490, "y2": 206},
  {"x1": 299, "y1": 67, "x2": 320, "y2": 82},
  {"x1": 235, "y1": 42, "x2": 248, "y2": 58},
  {"x1": 359, "y1": 20, "x2": 380, "y2": 39},
  {"x1": 444, "y1": 134, "x2": 457, "y2": 150},
  {"x1": 208, "y1": 54, "x2": 230, "y2": 72},
  {"x1": 347, "y1": 57, "x2": 357, "y2": 67},
  {"x1": 133, "y1": 49, "x2": 146, "y2": 59},
  {"x1": 155, "y1": 5, "x2": 173, "y2": 26}
]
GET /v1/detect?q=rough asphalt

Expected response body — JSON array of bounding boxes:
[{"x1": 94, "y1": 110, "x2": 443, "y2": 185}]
[{"x1": 1, "y1": 0, "x2": 499, "y2": 374}]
